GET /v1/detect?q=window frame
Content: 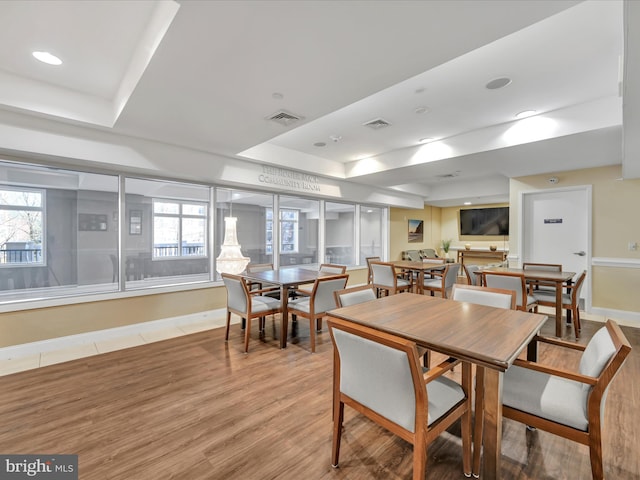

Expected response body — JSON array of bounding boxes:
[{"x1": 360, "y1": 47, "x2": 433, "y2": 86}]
[{"x1": 266, "y1": 207, "x2": 299, "y2": 254}]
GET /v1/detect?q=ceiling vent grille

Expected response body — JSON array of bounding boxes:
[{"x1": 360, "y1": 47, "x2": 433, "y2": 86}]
[
  {"x1": 267, "y1": 110, "x2": 303, "y2": 126},
  {"x1": 435, "y1": 172, "x2": 460, "y2": 179},
  {"x1": 362, "y1": 117, "x2": 392, "y2": 130}
]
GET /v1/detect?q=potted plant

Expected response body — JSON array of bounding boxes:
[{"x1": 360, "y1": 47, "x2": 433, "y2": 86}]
[{"x1": 440, "y1": 239, "x2": 452, "y2": 258}]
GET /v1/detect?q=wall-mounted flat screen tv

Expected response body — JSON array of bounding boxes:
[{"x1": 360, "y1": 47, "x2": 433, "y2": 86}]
[{"x1": 459, "y1": 207, "x2": 509, "y2": 236}]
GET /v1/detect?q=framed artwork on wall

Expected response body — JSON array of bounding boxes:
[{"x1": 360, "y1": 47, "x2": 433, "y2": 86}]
[
  {"x1": 78, "y1": 213, "x2": 108, "y2": 232},
  {"x1": 129, "y1": 210, "x2": 142, "y2": 235},
  {"x1": 408, "y1": 219, "x2": 423, "y2": 243}
]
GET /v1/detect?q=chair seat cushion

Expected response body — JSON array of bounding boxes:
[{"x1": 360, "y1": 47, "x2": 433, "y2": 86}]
[
  {"x1": 297, "y1": 283, "x2": 313, "y2": 293},
  {"x1": 288, "y1": 296, "x2": 311, "y2": 313},
  {"x1": 532, "y1": 290, "x2": 571, "y2": 304},
  {"x1": 251, "y1": 295, "x2": 281, "y2": 313},
  {"x1": 423, "y1": 278, "x2": 442, "y2": 288},
  {"x1": 503, "y1": 364, "x2": 589, "y2": 431},
  {"x1": 426, "y1": 376, "x2": 466, "y2": 426},
  {"x1": 396, "y1": 278, "x2": 410, "y2": 288}
]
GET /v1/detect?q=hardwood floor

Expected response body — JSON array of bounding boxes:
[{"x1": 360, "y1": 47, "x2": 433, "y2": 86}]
[{"x1": 1, "y1": 314, "x2": 638, "y2": 479}]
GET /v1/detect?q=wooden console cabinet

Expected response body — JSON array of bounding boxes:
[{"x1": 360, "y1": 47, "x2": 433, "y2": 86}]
[{"x1": 456, "y1": 249, "x2": 508, "y2": 265}]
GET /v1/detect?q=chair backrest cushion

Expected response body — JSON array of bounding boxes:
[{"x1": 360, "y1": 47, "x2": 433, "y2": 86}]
[
  {"x1": 320, "y1": 264, "x2": 346, "y2": 274},
  {"x1": 222, "y1": 275, "x2": 248, "y2": 312},
  {"x1": 464, "y1": 265, "x2": 481, "y2": 285},
  {"x1": 332, "y1": 328, "x2": 417, "y2": 432},
  {"x1": 485, "y1": 273, "x2": 524, "y2": 306},
  {"x1": 522, "y1": 263, "x2": 562, "y2": 272},
  {"x1": 336, "y1": 288, "x2": 377, "y2": 307},
  {"x1": 452, "y1": 286, "x2": 514, "y2": 309},
  {"x1": 314, "y1": 275, "x2": 349, "y2": 313},
  {"x1": 371, "y1": 262, "x2": 395, "y2": 287},
  {"x1": 246, "y1": 263, "x2": 273, "y2": 273},
  {"x1": 444, "y1": 263, "x2": 460, "y2": 288},
  {"x1": 579, "y1": 326, "x2": 616, "y2": 389}
]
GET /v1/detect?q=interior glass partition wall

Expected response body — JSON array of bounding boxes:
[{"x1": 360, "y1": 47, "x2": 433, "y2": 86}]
[
  {"x1": 215, "y1": 189, "x2": 273, "y2": 279},
  {"x1": 360, "y1": 205, "x2": 384, "y2": 264},
  {"x1": 325, "y1": 201, "x2": 355, "y2": 266},
  {"x1": 0, "y1": 160, "x2": 119, "y2": 301},
  {"x1": 124, "y1": 178, "x2": 210, "y2": 289},
  {"x1": 277, "y1": 196, "x2": 319, "y2": 268}
]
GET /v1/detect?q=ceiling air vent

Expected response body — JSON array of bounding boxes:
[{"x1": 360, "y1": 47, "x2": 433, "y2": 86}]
[
  {"x1": 362, "y1": 117, "x2": 392, "y2": 130},
  {"x1": 267, "y1": 110, "x2": 303, "y2": 126},
  {"x1": 435, "y1": 172, "x2": 460, "y2": 180}
]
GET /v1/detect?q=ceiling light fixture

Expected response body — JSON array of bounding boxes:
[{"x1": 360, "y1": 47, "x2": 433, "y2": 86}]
[
  {"x1": 272, "y1": 92, "x2": 284, "y2": 99},
  {"x1": 32, "y1": 51, "x2": 62, "y2": 65},
  {"x1": 216, "y1": 192, "x2": 250, "y2": 275},
  {"x1": 515, "y1": 110, "x2": 536, "y2": 119},
  {"x1": 313, "y1": 142, "x2": 326, "y2": 147},
  {"x1": 485, "y1": 77, "x2": 512, "y2": 90},
  {"x1": 414, "y1": 106, "x2": 429, "y2": 114},
  {"x1": 329, "y1": 135, "x2": 342, "y2": 143},
  {"x1": 464, "y1": 202, "x2": 472, "y2": 205}
]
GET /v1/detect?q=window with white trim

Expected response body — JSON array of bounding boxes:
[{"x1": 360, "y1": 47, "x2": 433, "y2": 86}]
[
  {"x1": 0, "y1": 187, "x2": 44, "y2": 265},
  {"x1": 153, "y1": 199, "x2": 207, "y2": 258},
  {"x1": 266, "y1": 208, "x2": 299, "y2": 254}
]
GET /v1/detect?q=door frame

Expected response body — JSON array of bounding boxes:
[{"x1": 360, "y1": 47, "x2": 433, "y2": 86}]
[{"x1": 519, "y1": 185, "x2": 592, "y2": 312}]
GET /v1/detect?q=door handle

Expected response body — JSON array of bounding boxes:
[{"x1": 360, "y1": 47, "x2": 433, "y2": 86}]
[{"x1": 573, "y1": 251, "x2": 586, "y2": 256}]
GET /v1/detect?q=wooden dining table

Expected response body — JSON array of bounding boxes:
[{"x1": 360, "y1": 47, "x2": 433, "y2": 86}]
[
  {"x1": 390, "y1": 260, "x2": 446, "y2": 294},
  {"x1": 478, "y1": 266, "x2": 575, "y2": 337},
  {"x1": 327, "y1": 293, "x2": 547, "y2": 480},
  {"x1": 241, "y1": 266, "x2": 328, "y2": 348}
]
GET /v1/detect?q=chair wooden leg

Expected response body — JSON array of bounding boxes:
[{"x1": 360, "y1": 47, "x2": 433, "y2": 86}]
[
  {"x1": 588, "y1": 426, "x2": 604, "y2": 480},
  {"x1": 310, "y1": 318, "x2": 316, "y2": 353},
  {"x1": 572, "y1": 305, "x2": 580, "y2": 338},
  {"x1": 331, "y1": 401, "x2": 344, "y2": 467},
  {"x1": 244, "y1": 317, "x2": 251, "y2": 353},
  {"x1": 413, "y1": 432, "x2": 427, "y2": 480},
  {"x1": 316, "y1": 317, "x2": 323, "y2": 332},
  {"x1": 224, "y1": 311, "x2": 231, "y2": 341}
]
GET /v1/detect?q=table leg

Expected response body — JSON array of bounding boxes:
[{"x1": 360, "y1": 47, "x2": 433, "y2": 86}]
[
  {"x1": 482, "y1": 368, "x2": 503, "y2": 480},
  {"x1": 280, "y1": 285, "x2": 289, "y2": 349},
  {"x1": 555, "y1": 280, "x2": 562, "y2": 337},
  {"x1": 472, "y1": 366, "x2": 485, "y2": 477}
]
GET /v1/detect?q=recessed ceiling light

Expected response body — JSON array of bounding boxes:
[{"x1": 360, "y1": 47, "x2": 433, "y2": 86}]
[
  {"x1": 313, "y1": 142, "x2": 326, "y2": 147},
  {"x1": 272, "y1": 92, "x2": 283, "y2": 100},
  {"x1": 464, "y1": 202, "x2": 472, "y2": 205},
  {"x1": 485, "y1": 77, "x2": 511, "y2": 90},
  {"x1": 329, "y1": 135, "x2": 342, "y2": 143},
  {"x1": 515, "y1": 110, "x2": 536, "y2": 119},
  {"x1": 418, "y1": 137, "x2": 434, "y2": 144},
  {"x1": 32, "y1": 51, "x2": 62, "y2": 65},
  {"x1": 414, "y1": 106, "x2": 429, "y2": 114}
]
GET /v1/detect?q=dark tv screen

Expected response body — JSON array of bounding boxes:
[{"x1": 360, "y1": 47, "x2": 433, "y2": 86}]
[{"x1": 460, "y1": 207, "x2": 509, "y2": 236}]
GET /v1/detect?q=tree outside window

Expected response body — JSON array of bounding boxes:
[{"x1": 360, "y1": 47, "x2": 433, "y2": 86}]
[{"x1": 0, "y1": 187, "x2": 44, "y2": 265}]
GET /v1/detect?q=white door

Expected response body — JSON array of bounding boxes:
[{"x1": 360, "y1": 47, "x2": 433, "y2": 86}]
[{"x1": 520, "y1": 186, "x2": 591, "y2": 308}]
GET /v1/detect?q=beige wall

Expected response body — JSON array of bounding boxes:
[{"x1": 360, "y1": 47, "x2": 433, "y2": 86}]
[
  {"x1": 0, "y1": 267, "x2": 368, "y2": 348},
  {"x1": 510, "y1": 165, "x2": 640, "y2": 313},
  {"x1": 389, "y1": 206, "x2": 441, "y2": 260}
]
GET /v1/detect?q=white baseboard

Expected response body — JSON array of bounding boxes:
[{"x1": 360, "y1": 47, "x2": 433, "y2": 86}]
[
  {"x1": 0, "y1": 307, "x2": 229, "y2": 361},
  {"x1": 589, "y1": 307, "x2": 640, "y2": 328}
]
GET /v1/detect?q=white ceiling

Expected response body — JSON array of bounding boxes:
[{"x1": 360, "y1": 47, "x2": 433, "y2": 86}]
[{"x1": 0, "y1": 0, "x2": 629, "y2": 207}]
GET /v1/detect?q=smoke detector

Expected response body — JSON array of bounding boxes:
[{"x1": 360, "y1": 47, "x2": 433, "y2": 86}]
[{"x1": 548, "y1": 176, "x2": 559, "y2": 184}]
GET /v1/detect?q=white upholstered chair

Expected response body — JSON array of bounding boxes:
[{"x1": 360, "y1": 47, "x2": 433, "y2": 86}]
[
  {"x1": 463, "y1": 264, "x2": 482, "y2": 286},
  {"x1": 502, "y1": 320, "x2": 631, "y2": 480},
  {"x1": 422, "y1": 263, "x2": 460, "y2": 298},
  {"x1": 222, "y1": 273, "x2": 282, "y2": 353},
  {"x1": 532, "y1": 270, "x2": 587, "y2": 338},
  {"x1": 287, "y1": 274, "x2": 348, "y2": 353},
  {"x1": 333, "y1": 284, "x2": 377, "y2": 308},
  {"x1": 296, "y1": 263, "x2": 346, "y2": 295},
  {"x1": 483, "y1": 271, "x2": 538, "y2": 312},
  {"x1": 370, "y1": 261, "x2": 411, "y2": 296},
  {"x1": 328, "y1": 316, "x2": 472, "y2": 479}
]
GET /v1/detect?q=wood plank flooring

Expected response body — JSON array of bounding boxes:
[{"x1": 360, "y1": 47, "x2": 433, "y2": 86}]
[{"x1": 0, "y1": 314, "x2": 638, "y2": 479}]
